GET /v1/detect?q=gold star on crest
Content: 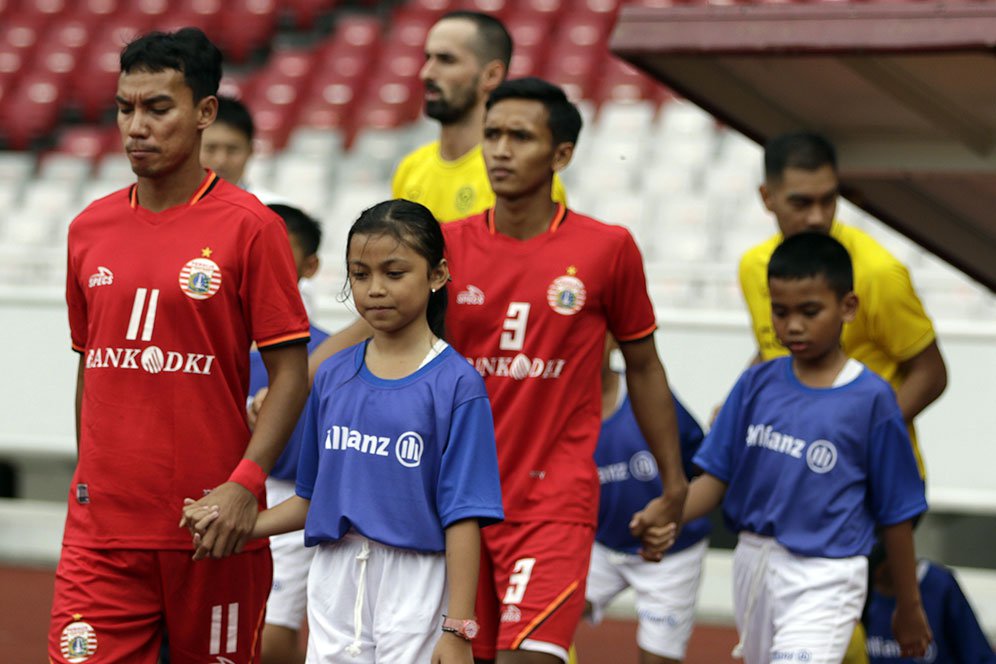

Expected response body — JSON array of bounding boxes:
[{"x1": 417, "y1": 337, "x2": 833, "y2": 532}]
[
  {"x1": 566, "y1": 265, "x2": 577, "y2": 276},
  {"x1": 73, "y1": 613, "x2": 82, "y2": 620},
  {"x1": 201, "y1": 247, "x2": 213, "y2": 258}
]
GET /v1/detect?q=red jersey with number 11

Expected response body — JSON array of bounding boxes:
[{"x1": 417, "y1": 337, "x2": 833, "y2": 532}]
[
  {"x1": 443, "y1": 205, "x2": 657, "y2": 525},
  {"x1": 64, "y1": 173, "x2": 310, "y2": 550}
]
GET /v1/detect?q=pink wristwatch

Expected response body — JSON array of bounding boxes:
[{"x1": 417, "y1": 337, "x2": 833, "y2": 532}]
[{"x1": 441, "y1": 616, "x2": 479, "y2": 641}]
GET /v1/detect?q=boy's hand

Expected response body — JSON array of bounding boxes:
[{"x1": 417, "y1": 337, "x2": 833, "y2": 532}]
[
  {"x1": 430, "y1": 632, "x2": 473, "y2": 664},
  {"x1": 629, "y1": 496, "x2": 680, "y2": 561},
  {"x1": 892, "y1": 602, "x2": 932, "y2": 658}
]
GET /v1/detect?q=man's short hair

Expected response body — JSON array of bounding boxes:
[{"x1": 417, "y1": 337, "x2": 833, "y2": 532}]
[
  {"x1": 214, "y1": 96, "x2": 255, "y2": 143},
  {"x1": 768, "y1": 231, "x2": 853, "y2": 298},
  {"x1": 764, "y1": 131, "x2": 837, "y2": 183},
  {"x1": 120, "y1": 27, "x2": 222, "y2": 102},
  {"x1": 486, "y1": 77, "x2": 583, "y2": 146},
  {"x1": 439, "y1": 11, "x2": 513, "y2": 71},
  {"x1": 269, "y1": 204, "x2": 322, "y2": 257}
]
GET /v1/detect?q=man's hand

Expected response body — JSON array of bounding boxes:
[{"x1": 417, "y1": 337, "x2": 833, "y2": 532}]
[
  {"x1": 179, "y1": 482, "x2": 258, "y2": 560},
  {"x1": 430, "y1": 632, "x2": 473, "y2": 664},
  {"x1": 892, "y1": 602, "x2": 932, "y2": 659},
  {"x1": 629, "y1": 489, "x2": 685, "y2": 562},
  {"x1": 247, "y1": 387, "x2": 268, "y2": 430}
]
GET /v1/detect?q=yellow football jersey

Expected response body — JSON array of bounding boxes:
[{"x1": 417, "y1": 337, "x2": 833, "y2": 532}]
[
  {"x1": 392, "y1": 141, "x2": 568, "y2": 223},
  {"x1": 739, "y1": 222, "x2": 936, "y2": 476}
]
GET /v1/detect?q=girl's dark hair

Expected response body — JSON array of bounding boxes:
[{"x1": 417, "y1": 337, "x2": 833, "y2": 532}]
[{"x1": 346, "y1": 199, "x2": 447, "y2": 340}]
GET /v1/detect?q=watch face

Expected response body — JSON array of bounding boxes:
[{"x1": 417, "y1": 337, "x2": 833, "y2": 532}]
[{"x1": 463, "y1": 621, "x2": 479, "y2": 639}]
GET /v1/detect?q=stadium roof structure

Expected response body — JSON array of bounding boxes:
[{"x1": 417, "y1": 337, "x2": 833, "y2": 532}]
[{"x1": 611, "y1": 1, "x2": 996, "y2": 292}]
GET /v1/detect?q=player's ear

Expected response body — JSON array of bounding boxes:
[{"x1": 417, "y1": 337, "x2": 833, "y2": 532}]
[
  {"x1": 841, "y1": 291, "x2": 858, "y2": 323},
  {"x1": 301, "y1": 254, "x2": 320, "y2": 280},
  {"x1": 480, "y1": 60, "x2": 505, "y2": 94},
  {"x1": 429, "y1": 258, "x2": 449, "y2": 292},
  {"x1": 197, "y1": 95, "x2": 218, "y2": 131},
  {"x1": 759, "y1": 182, "x2": 774, "y2": 212},
  {"x1": 552, "y1": 142, "x2": 574, "y2": 173}
]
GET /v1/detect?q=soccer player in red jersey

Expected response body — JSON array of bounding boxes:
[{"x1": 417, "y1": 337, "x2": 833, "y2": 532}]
[
  {"x1": 447, "y1": 77, "x2": 686, "y2": 664},
  {"x1": 49, "y1": 28, "x2": 310, "y2": 664}
]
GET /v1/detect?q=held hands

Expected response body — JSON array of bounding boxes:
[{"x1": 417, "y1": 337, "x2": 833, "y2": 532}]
[
  {"x1": 179, "y1": 482, "x2": 258, "y2": 560},
  {"x1": 892, "y1": 602, "x2": 932, "y2": 659},
  {"x1": 246, "y1": 386, "x2": 268, "y2": 430},
  {"x1": 629, "y1": 494, "x2": 682, "y2": 562},
  {"x1": 430, "y1": 632, "x2": 473, "y2": 664}
]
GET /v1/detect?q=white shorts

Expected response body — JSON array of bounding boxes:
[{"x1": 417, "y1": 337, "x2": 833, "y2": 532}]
[
  {"x1": 265, "y1": 477, "x2": 315, "y2": 629},
  {"x1": 732, "y1": 532, "x2": 867, "y2": 664},
  {"x1": 585, "y1": 539, "x2": 707, "y2": 660},
  {"x1": 306, "y1": 532, "x2": 448, "y2": 663}
]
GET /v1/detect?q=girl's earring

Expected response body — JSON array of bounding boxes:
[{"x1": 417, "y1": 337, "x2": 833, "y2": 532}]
[{"x1": 431, "y1": 288, "x2": 437, "y2": 293}]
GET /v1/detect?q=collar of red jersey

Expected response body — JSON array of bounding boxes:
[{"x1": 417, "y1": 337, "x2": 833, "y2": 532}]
[
  {"x1": 486, "y1": 203, "x2": 568, "y2": 236},
  {"x1": 129, "y1": 170, "x2": 219, "y2": 210}
]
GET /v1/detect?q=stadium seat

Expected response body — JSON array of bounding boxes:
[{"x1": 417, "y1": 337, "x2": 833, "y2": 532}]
[
  {"x1": 282, "y1": 0, "x2": 338, "y2": 30},
  {"x1": 352, "y1": 77, "x2": 421, "y2": 131},
  {"x1": 504, "y1": 11, "x2": 555, "y2": 50},
  {"x1": 404, "y1": 0, "x2": 456, "y2": 18},
  {"x1": 542, "y1": 46, "x2": 602, "y2": 101},
  {"x1": 217, "y1": 0, "x2": 278, "y2": 63},
  {"x1": 131, "y1": 0, "x2": 170, "y2": 24},
  {"x1": 53, "y1": 125, "x2": 119, "y2": 161},
  {"x1": 218, "y1": 73, "x2": 256, "y2": 101},
  {"x1": 299, "y1": 73, "x2": 361, "y2": 130},
  {"x1": 76, "y1": 0, "x2": 124, "y2": 18},
  {"x1": 517, "y1": 0, "x2": 568, "y2": 18},
  {"x1": 0, "y1": 70, "x2": 63, "y2": 149},
  {"x1": 0, "y1": 44, "x2": 26, "y2": 88},
  {"x1": 389, "y1": 7, "x2": 437, "y2": 50},
  {"x1": 456, "y1": 0, "x2": 514, "y2": 19},
  {"x1": 593, "y1": 58, "x2": 656, "y2": 104}
]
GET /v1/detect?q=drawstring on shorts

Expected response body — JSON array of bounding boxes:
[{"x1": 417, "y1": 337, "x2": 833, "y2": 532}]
[{"x1": 345, "y1": 539, "x2": 372, "y2": 657}]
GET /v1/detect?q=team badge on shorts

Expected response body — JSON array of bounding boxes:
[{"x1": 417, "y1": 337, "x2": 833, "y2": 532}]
[
  {"x1": 547, "y1": 266, "x2": 586, "y2": 316},
  {"x1": 179, "y1": 248, "x2": 222, "y2": 300},
  {"x1": 60, "y1": 616, "x2": 97, "y2": 662}
]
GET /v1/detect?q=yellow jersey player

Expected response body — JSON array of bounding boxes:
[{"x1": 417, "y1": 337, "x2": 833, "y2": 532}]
[{"x1": 393, "y1": 11, "x2": 566, "y2": 222}]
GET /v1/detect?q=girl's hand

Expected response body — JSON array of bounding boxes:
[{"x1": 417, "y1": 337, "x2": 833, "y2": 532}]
[
  {"x1": 180, "y1": 497, "x2": 220, "y2": 534},
  {"x1": 892, "y1": 602, "x2": 932, "y2": 658},
  {"x1": 430, "y1": 632, "x2": 473, "y2": 664}
]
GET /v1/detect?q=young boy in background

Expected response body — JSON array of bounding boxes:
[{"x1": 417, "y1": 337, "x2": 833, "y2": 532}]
[{"x1": 682, "y1": 232, "x2": 931, "y2": 664}]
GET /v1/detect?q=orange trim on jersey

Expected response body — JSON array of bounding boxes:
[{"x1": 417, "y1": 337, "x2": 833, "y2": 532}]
[
  {"x1": 486, "y1": 204, "x2": 568, "y2": 235},
  {"x1": 256, "y1": 330, "x2": 310, "y2": 349},
  {"x1": 188, "y1": 171, "x2": 218, "y2": 206},
  {"x1": 615, "y1": 323, "x2": 658, "y2": 343},
  {"x1": 71, "y1": 343, "x2": 85, "y2": 353},
  {"x1": 249, "y1": 598, "x2": 267, "y2": 659},
  {"x1": 510, "y1": 580, "x2": 579, "y2": 650},
  {"x1": 128, "y1": 171, "x2": 218, "y2": 209}
]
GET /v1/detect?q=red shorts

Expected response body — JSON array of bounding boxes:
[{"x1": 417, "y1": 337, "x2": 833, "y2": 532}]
[
  {"x1": 49, "y1": 545, "x2": 272, "y2": 664},
  {"x1": 473, "y1": 521, "x2": 594, "y2": 662}
]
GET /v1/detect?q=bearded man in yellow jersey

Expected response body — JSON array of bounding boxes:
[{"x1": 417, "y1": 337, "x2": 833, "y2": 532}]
[
  {"x1": 393, "y1": 11, "x2": 566, "y2": 222},
  {"x1": 739, "y1": 131, "x2": 948, "y2": 664}
]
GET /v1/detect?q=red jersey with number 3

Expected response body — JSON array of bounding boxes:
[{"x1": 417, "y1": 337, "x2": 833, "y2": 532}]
[
  {"x1": 442, "y1": 205, "x2": 657, "y2": 525},
  {"x1": 64, "y1": 172, "x2": 309, "y2": 550}
]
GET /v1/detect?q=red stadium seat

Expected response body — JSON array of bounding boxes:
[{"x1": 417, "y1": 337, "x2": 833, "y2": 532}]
[
  {"x1": 218, "y1": 73, "x2": 255, "y2": 101},
  {"x1": 0, "y1": 0, "x2": 21, "y2": 19},
  {"x1": 132, "y1": 0, "x2": 169, "y2": 25},
  {"x1": 542, "y1": 44, "x2": 602, "y2": 101},
  {"x1": 75, "y1": 34, "x2": 135, "y2": 120},
  {"x1": 298, "y1": 76, "x2": 359, "y2": 130},
  {"x1": 53, "y1": 125, "x2": 119, "y2": 160},
  {"x1": 0, "y1": 70, "x2": 63, "y2": 149},
  {"x1": 32, "y1": 0, "x2": 72, "y2": 20},
  {"x1": 593, "y1": 57, "x2": 655, "y2": 104},
  {"x1": 389, "y1": 8, "x2": 437, "y2": 51},
  {"x1": 504, "y1": 11, "x2": 555, "y2": 50},
  {"x1": 42, "y1": 16, "x2": 93, "y2": 52},
  {"x1": 0, "y1": 11, "x2": 47, "y2": 58},
  {"x1": 283, "y1": 0, "x2": 337, "y2": 30},
  {"x1": 405, "y1": 0, "x2": 456, "y2": 18},
  {"x1": 552, "y1": 11, "x2": 614, "y2": 50},
  {"x1": 328, "y1": 14, "x2": 383, "y2": 54},
  {"x1": 77, "y1": 0, "x2": 123, "y2": 17},
  {"x1": 517, "y1": 0, "x2": 568, "y2": 18},
  {"x1": 216, "y1": 0, "x2": 278, "y2": 63},
  {"x1": 508, "y1": 42, "x2": 548, "y2": 78},
  {"x1": 456, "y1": 0, "x2": 514, "y2": 19},
  {"x1": 353, "y1": 76, "x2": 421, "y2": 130},
  {"x1": 0, "y1": 43, "x2": 27, "y2": 84}
]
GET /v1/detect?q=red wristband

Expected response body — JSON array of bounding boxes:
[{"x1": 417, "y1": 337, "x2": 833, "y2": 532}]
[{"x1": 227, "y1": 458, "x2": 266, "y2": 501}]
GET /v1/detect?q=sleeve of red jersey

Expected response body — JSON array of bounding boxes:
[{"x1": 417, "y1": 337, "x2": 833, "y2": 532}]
[
  {"x1": 243, "y1": 214, "x2": 310, "y2": 349},
  {"x1": 605, "y1": 230, "x2": 657, "y2": 343},
  {"x1": 65, "y1": 231, "x2": 88, "y2": 353}
]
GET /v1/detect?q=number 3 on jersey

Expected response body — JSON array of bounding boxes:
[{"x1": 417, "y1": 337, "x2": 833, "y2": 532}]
[
  {"x1": 500, "y1": 303, "x2": 530, "y2": 351},
  {"x1": 503, "y1": 557, "x2": 536, "y2": 605}
]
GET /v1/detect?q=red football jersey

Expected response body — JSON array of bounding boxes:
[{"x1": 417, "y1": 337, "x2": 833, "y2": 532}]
[
  {"x1": 443, "y1": 205, "x2": 657, "y2": 525},
  {"x1": 64, "y1": 172, "x2": 309, "y2": 549}
]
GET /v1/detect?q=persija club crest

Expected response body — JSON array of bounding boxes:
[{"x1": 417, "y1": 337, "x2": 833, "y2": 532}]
[
  {"x1": 179, "y1": 247, "x2": 222, "y2": 300},
  {"x1": 547, "y1": 265, "x2": 586, "y2": 316}
]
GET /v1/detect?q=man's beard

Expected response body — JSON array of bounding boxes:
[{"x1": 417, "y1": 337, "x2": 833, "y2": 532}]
[{"x1": 424, "y1": 87, "x2": 478, "y2": 125}]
